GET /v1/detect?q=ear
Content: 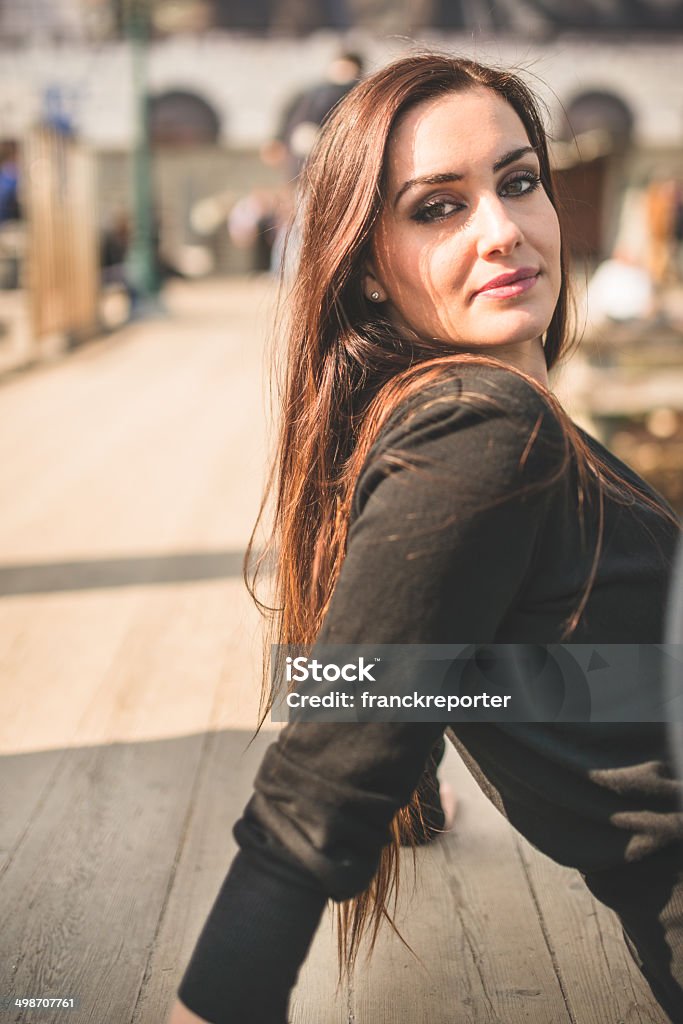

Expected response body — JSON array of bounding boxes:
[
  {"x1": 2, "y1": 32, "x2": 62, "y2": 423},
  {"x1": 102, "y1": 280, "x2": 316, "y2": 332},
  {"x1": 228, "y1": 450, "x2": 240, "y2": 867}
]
[{"x1": 362, "y1": 262, "x2": 387, "y2": 304}]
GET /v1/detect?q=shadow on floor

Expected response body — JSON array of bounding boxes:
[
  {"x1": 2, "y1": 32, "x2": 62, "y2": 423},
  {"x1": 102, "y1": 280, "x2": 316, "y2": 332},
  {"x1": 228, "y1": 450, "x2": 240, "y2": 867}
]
[{"x1": 0, "y1": 550, "x2": 252, "y2": 596}]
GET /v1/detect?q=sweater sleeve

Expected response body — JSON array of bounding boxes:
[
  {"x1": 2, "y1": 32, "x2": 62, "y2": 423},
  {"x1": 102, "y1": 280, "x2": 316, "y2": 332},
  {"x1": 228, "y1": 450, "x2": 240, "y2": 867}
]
[{"x1": 177, "y1": 367, "x2": 567, "y2": 1023}]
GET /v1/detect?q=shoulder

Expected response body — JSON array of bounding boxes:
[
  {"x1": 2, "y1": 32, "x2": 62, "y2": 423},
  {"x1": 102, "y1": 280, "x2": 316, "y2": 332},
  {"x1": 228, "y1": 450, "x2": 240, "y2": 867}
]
[
  {"x1": 353, "y1": 362, "x2": 568, "y2": 519},
  {"x1": 394, "y1": 359, "x2": 555, "y2": 417},
  {"x1": 367, "y1": 363, "x2": 565, "y2": 469}
]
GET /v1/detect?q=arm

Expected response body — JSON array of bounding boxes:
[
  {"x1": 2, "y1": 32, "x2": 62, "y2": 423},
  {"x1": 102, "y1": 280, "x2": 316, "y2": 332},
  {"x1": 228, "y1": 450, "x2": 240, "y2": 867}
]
[{"x1": 174, "y1": 368, "x2": 566, "y2": 1024}]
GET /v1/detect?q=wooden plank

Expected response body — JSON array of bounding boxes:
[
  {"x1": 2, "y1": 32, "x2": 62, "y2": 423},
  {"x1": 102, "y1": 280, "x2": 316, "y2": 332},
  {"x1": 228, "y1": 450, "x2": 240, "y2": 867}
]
[
  {"x1": 515, "y1": 837, "x2": 671, "y2": 1024},
  {"x1": 66, "y1": 142, "x2": 98, "y2": 337},
  {"x1": 292, "y1": 743, "x2": 572, "y2": 1024},
  {"x1": 0, "y1": 590, "x2": 147, "y2": 755},
  {"x1": 290, "y1": 909, "x2": 347, "y2": 1024},
  {"x1": 0, "y1": 310, "x2": 266, "y2": 554},
  {"x1": 0, "y1": 748, "x2": 65, "y2": 861},
  {"x1": 0, "y1": 580, "x2": 236, "y2": 1021},
  {"x1": 130, "y1": 729, "x2": 272, "y2": 1023},
  {"x1": 407, "y1": 745, "x2": 571, "y2": 1023},
  {"x1": 70, "y1": 582, "x2": 236, "y2": 747},
  {"x1": 22, "y1": 127, "x2": 99, "y2": 346},
  {"x1": 0, "y1": 733, "x2": 204, "y2": 1024},
  {"x1": 0, "y1": 589, "x2": 150, "y2": 877}
]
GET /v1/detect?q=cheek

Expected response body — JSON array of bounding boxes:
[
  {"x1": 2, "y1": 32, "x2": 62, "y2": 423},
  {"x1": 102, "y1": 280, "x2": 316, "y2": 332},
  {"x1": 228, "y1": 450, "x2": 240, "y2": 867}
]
[
  {"x1": 429, "y1": 238, "x2": 470, "y2": 290},
  {"x1": 375, "y1": 230, "x2": 428, "y2": 298},
  {"x1": 373, "y1": 222, "x2": 470, "y2": 314},
  {"x1": 399, "y1": 232, "x2": 470, "y2": 299},
  {"x1": 542, "y1": 205, "x2": 562, "y2": 279},
  {"x1": 550, "y1": 234, "x2": 563, "y2": 300}
]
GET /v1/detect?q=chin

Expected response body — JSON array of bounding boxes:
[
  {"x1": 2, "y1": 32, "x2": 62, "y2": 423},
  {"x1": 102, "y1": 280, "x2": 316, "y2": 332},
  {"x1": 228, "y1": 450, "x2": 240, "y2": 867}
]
[{"x1": 475, "y1": 311, "x2": 552, "y2": 348}]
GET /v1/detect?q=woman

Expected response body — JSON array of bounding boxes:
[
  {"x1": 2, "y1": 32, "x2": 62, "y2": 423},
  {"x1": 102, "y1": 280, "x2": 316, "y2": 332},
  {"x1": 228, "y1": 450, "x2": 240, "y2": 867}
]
[{"x1": 168, "y1": 54, "x2": 682, "y2": 1023}]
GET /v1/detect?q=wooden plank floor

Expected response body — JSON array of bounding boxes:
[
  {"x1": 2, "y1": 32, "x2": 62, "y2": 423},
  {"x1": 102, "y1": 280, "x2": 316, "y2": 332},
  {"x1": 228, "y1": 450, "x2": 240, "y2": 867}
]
[{"x1": 0, "y1": 278, "x2": 669, "y2": 1024}]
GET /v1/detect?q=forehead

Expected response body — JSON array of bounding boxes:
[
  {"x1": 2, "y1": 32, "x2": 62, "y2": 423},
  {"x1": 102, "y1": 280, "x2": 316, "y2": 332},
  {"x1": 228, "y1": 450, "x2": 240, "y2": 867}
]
[{"x1": 384, "y1": 87, "x2": 531, "y2": 186}]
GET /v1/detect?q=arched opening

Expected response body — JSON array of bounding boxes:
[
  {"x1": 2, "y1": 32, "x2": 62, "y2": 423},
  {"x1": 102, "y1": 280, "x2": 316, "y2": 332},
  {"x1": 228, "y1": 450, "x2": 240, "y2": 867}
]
[
  {"x1": 554, "y1": 90, "x2": 635, "y2": 260},
  {"x1": 148, "y1": 90, "x2": 221, "y2": 147},
  {"x1": 561, "y1": 90, "x2": 635, "y2": 152}
]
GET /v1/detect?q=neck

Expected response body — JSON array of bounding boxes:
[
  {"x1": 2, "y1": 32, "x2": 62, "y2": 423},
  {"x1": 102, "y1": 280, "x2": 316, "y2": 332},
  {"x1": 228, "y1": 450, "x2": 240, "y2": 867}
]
[{"x1": 483, "y1": 337, "x2": 549, "y2": 388}]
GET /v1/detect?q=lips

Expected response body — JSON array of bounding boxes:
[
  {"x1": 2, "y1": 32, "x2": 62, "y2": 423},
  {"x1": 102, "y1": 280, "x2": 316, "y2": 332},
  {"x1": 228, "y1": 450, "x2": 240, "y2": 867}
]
[{"x1": 475, "y1": 267, "x2": 540, "y2": 299}]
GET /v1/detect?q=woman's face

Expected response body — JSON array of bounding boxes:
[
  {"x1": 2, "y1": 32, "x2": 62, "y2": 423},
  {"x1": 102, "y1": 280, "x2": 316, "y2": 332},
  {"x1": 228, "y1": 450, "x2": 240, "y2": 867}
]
[{"x1": 367, "y1": 87, "x2": 562, "y2": 352}]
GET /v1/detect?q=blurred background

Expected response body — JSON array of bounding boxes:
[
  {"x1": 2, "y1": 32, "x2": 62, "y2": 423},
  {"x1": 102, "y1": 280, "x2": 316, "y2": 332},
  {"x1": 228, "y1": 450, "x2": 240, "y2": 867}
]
[{"x1": 0, "y1": 0, "x2": 682, "y2": 503}]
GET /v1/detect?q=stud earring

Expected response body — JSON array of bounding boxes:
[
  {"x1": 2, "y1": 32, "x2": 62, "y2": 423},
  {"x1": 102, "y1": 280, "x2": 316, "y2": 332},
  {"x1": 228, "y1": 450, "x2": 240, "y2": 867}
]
[{"x1": 370, "y1": 291, "x2": 380, "y2": 301}]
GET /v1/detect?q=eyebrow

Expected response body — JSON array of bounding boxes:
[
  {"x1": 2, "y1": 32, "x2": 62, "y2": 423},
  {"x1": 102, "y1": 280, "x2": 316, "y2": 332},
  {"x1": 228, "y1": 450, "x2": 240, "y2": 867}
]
[{"x1": 393, "y1": 145, "x2": 538, "y2": 208}]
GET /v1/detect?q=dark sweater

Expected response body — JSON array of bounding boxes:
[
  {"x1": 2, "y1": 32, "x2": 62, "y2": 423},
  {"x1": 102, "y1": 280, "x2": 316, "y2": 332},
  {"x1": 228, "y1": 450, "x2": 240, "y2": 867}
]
[{"x1": 178, "y1": 364, "x2": 681, "y2": 1023}]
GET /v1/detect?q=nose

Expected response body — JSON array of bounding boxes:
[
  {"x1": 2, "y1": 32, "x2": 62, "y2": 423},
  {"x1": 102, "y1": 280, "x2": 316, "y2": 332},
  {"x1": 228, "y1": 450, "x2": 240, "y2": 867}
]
[{"x1": 474, "y1": 194, "x2": 524, "y2": 259}]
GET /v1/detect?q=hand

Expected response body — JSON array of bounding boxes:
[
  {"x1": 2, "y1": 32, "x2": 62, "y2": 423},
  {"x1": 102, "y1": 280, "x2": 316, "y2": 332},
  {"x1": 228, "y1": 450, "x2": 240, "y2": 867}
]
[
  {"x1": 166, "y1": 997, "x2": 212, "y2": 1024},
  {"x1": 439, "y1": 780, "x2": 458, "y2": 832}
]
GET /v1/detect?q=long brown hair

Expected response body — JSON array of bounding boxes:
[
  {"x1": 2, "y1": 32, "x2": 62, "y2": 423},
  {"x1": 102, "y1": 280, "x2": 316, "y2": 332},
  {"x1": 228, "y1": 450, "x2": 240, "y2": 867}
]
[{"x1": 245, "y1": 52, "x2": 677, "y2": 975}]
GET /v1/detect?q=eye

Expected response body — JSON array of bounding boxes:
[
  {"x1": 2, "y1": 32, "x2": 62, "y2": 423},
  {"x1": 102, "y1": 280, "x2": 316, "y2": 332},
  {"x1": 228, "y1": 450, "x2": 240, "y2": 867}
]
[
  {"x1": 411, "y1": 196, "x2": 464, "y2": 224},
  {"x1": 501, "y1": 171, "x2": 542, "y2": 197}
]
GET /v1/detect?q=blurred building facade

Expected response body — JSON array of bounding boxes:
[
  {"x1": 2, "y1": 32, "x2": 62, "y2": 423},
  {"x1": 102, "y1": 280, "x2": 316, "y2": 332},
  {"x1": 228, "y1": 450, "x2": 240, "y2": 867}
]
[
  {"x1": 1, "y1": 0, "x2": 682, "y2": 274},
  {"x1": 1, "y1": 0, "x2": 682, "y2": 505},
  {"x1": 2, "y1": 0, "x2": 683, "y2": 38},
  {"x1": 2, "y1": 30, "x2": 683, "y2": 150}
]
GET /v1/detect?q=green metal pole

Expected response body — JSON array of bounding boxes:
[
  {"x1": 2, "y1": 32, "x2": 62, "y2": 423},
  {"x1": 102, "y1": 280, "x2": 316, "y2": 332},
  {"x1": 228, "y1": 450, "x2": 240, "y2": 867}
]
[{"x1": 125, "y1": 0, "x2": 159, "y2": 307}]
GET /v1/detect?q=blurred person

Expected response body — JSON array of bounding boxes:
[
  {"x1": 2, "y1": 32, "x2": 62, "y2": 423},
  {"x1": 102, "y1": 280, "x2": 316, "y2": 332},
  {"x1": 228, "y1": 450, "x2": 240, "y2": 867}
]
[
  {"x1": 584, "y1": 182, "x2": 664, "y2": 330},
  {"x1": 227, "y1": 187, "x2": 290, "y2": 272},
  {"x1": 0, "y1": 142, "x2": 20, "y2": 225},
  {"x1": 674, "y1": 181, "x2": 683, "y2": 282},
  {"x1": 585, "y1": 246, "x2": 654, "y2": 326},
  {"x1": 100, "y1": 210, "x2": 180, "y2": 318},
  {"x1": 261, "y1": 52, "x2": 365, "y2": 274},
  {"x1": 668, "y1": 538, "x2": 683, "y2": 786},
  {"x1": 99, "y1": 211, "x2": 138, "y2": 314},
  {"x1": 0, "y1": 142, "x2": 22, "y2": 289},
  {"x1": 262, "y1": 52, "x2": 365, "y2": 182},
  {"x1": 166, "y1": 55, "x2": 682, "y2": 1024},
  {"x1": 646, "y1": 177, "x2": 679, "y2": 288}
]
